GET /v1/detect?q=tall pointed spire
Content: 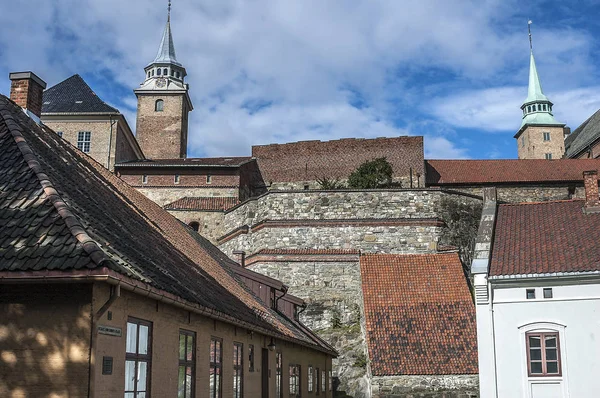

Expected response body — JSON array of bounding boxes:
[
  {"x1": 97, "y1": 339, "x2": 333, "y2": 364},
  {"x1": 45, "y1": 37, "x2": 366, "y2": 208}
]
[{"x1": 152, "y1": 0, "x2": 180, "y2": 66}]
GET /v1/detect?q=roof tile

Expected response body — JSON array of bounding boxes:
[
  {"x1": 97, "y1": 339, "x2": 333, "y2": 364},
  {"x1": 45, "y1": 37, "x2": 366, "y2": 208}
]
[
  {"x1": 164, "y1": 197, "x2": 238, "y2": 211},
  {"x1": 42, "y1": 75, "x2": 119, "y2": 114}
]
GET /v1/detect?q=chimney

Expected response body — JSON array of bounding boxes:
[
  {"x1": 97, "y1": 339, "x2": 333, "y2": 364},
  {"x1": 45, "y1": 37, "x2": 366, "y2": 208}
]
[
  {"x1": 563, "y1": 126, "x2": 571, "y2": 138},
  {"x1": 9, "y1": 71, "x2": 47, "y2": 119},
  {"x1": 583, "y1": 170, "x2": 600, "y2": 212},
  {"x1": 233, "y1": 250, "x2": 246, "y2": 267}
]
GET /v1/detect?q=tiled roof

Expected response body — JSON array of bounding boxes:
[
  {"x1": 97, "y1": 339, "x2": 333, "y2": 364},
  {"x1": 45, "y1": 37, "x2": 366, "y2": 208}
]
[
  {"x1": 42, "y1": 74, "x2": 119, "y2": 114},
  {"x1": 164, "y1": 197, "x2": 238, "y2": 211},
  {"x1": 0, "y1": 94, "x2": 334, "y2": 353},
  {"x1": 426, "y1": 159, "x2": 600, "y2": 185},
  {"x1": 360, "y1": 253, "x2": 478, "y2": 376},
  {"x1": 565, "y1": 109, "x2": 600, "y2": 158},
  {"x1": 490, "y1": 200, "x2": 600, "y2": 276},
  {"x1": 252, "y1": 136, "x2": 424, "y2": 183},
  {"x1": 115, "y1": 157, "x2": 253, "y2": 168}
]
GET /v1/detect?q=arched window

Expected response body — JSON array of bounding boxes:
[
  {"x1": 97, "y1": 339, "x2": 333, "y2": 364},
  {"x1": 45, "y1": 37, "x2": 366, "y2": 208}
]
[
  {"x1": 157, "y1": 68, "x2": 161, "y2": 76},
  {"x1": 176, "y1": 71, "x2": 181, "y2": 78},
  {"x1": 533, "y1": 105, "x2": 537, "y2": 112},
  {"x1": 151, "y1": 70, "x2": 155, "y2": 76},
  {"x1": 189, "y1": 222, "x2": 200, "y2": 232},
  {"x1": 155, "y1": 99, "x2": 164, "y2": 112},
  {"x1": 528, "y1": 106, "x2": 532, "y2": 113},
  {"x1": 147, "y1": 71, "x2": 151, "y2": 78},
  {"x1": 170, "y1": 69, "x2": 174, "y2": 76},
  {"x1": 163, "y1": 68, "x2": 168, "y2": 75}
]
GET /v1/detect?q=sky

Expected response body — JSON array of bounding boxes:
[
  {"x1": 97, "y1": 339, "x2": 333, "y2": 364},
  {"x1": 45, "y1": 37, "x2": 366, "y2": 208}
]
[{"x1": 2, "y1": 0, "x2": 600, "y2": 159}]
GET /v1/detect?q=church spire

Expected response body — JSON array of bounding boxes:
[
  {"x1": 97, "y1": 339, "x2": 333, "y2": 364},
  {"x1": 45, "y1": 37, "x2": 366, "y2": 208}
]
[{"x1": 151, "y1": 0, "x2": 181, "y2": 67}]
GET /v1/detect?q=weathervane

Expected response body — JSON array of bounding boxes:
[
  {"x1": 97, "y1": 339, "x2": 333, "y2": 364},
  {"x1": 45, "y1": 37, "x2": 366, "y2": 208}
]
[
  {"x1": 528, "y1": 20, "x2": 533, "y2": 51},
  {"x1": 168, "y1": 0, "x2": 172, "y2": 22}
]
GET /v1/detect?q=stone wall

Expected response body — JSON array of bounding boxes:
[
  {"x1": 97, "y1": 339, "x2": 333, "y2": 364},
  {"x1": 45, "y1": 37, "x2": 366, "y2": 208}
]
[
  {"x1": 371, "y1": 375, "x2": 479, "y2": 398},
  {"x1": 247, "y1": 256, "x2": 370, "y2": 398},
  {"x1": 166, "y1": 209, "x2": 226, "y2": 243},
  {"x1": 517, "y1": 125, "x2": 565, "y2": 160},
  {"x1": 130, "y1": 186, "x2": 238, "y2": 207},
  {"x1": 443, "y1": 185, "x2": 584, "y2": 203}
]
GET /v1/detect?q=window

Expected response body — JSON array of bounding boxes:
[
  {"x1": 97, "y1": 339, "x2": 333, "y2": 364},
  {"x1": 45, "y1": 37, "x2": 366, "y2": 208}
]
[
  {"x1": 157, "y1": 68, "x2": 162, "y2": 76},
  {"x1": 147, "y1": 71, "x2": 151, "y2": 78},
  {"x1": 249, "y1": 344, "x2": 255, "y2": 372},
  {"x1": 206, "y1": 175, "x2": 212, "y2": 184},
  {"x1": 163, "y1": 68, "x2": 168, "y2": 75},
  {"x1": 176, "y1": 71, "x2": 181, "y2": 78},
  {"x1": 328, "y1": 370, "x2": 332, "y2": 391},
  {"x1": 142, "y1": 175, "x2": 148, "y2": 184},
  {"x1": 527, "y1": 332, "x2": 561, "y2": 376},
  {"x1": 275, "y1": 352, "x2": 282, "y2": 398},
  {"x1": 174, "y1": 174, "x2": 180, "y2": 184},
  {"x1": 233, "y1": 343, "x2": 243, "y2": 398},
  {"x1": 56, "y1": 131, "x2": 63, "y2": 138},
  {"x1": 125, "y1": 318, "x2": 152, "y2": 398},
  {"x1": 543, "y1": 132, "x2": 551, "y2": 141},
  {"x1": 77, "y1": 131, "x2": 91, "y2": 153},
  {"x1": 321, "y1": 370, "x2": 326, "y2": 393},
  {"x1": 545, "y1": 153, "x2": 552, "y2": 160},
  {"x1": 543, "y1": 288, "x2": 553, "y2": 299},
  {"x1": 189, "y1": 222, "x2": 199, "y2": 232},
  {"x1": 521, "y1": 136, "x2": 525, "y2": 147},
  {"x1": 308, "y1": 366, "x2": 314, "y2": 392},
  {"x1": 527, "y1": 105, "x2": 532, "y2": 113},
  {"x1": 210, "y1": 338, "x2": 222, "y2": 398},
  {"x1": 533, "y1": 104, "x2": 537, "y2": 112},
  {"x1": 289, "y1": 364, "x2": 300, "y2": 397},
  {"x1": 155, "y1": 99, "x2": 164, "y2": 112},
  {"x1": 171, "y1": 69, "x2": 174, "y2": 76},
  {"x1": 543, "y1": 104, "x2": 547, "y2": 111},
  {"x1": 315, "y1": 368, "x2": 320, "y2": 395},
  {"x1": 151, "y1": 70, "x2": 155, "y2": 77},
  {"x1": 526, "y1": 289, "x2": 536, "y2": 299},
  {"x1": 303, "y1": 184, "x2": 309, "y2": 190},
  {"x1": 178, "y1": 330, "x2": 195, "y2": 398}
]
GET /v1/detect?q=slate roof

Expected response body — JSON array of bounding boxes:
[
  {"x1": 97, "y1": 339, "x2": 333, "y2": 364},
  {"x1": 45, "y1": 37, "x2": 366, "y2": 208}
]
[
  {"x1": 360, "y1": 253, "x2": 478, "y2": 376},
  {"x1": 564, "y1": 109, "x2": 600, "y2": 158},
  {"x1": 0, "y1": 94, "x2": 334, "y2": 353},
  {"x1": 42, "y1": 74, "x2": 119, "y2": 114},
  {"x1": 164, "y1": 197, "x2": 239, "y2": 211},
  {"x1": 490, "y1": 200, "x2": 600, "y2": 276},
  {"x1": 426, "y1": 159, "x2": 600, "y2": 185},
  {"x1": 115, "y1": 157, "x2": 253, "y2": 168}
]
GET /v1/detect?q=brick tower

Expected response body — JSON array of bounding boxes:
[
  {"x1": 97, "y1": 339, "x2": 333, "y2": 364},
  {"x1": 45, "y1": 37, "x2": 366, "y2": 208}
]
[
  {"x1": 134, "y1": 1, "x2": 193, "y2": 159},
  {"x1": 514, "y1": 23, "x2": 565, "y2": 160}
]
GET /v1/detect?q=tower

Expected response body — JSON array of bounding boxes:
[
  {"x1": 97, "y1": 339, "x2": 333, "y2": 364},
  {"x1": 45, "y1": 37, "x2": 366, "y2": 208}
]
[
  {"x1": 135, "y1": 1, "x2": 193, "y2": 159},
  {"x1": 515, "y1": 22, "x2": 565, "y2": 159}
]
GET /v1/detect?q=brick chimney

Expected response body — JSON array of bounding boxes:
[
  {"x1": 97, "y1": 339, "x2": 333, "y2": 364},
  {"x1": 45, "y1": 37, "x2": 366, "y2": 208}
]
[
  {"x1": 9, "y1": 71, "x2": 47, "y2": 118},
  {"x1": 583, "y1": 170, "x2": 600, "y2": 212}
]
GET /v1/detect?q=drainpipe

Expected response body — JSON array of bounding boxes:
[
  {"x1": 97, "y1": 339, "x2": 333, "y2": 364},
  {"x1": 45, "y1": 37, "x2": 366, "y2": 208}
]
[
  {"x1": 96, "y1": 283, "x2": 121, "y2": 319},
  {"x1": 274, "y1": 285, "x2": 289, "y2": 310},
  {"x1": 106, "y1": 115, "x2": 116, "y2": 170}
]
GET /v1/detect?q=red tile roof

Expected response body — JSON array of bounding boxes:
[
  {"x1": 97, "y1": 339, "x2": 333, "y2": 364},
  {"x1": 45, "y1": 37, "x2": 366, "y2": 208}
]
[
  {"x1": 164, "y1": 197, "x2": 239, "y2": 211},
  {"x1": 490, "y1": 200, "x2": 600, "y2": 276},
  {"x1": 253, "y1": 136, "x2": 424, "y2": 183},
  {"x1": 426, "y1": 159, "x2": 600, "y2": 185},
  {"x1": 360, "y1": 253, "x2": 478, "y2": 376}
]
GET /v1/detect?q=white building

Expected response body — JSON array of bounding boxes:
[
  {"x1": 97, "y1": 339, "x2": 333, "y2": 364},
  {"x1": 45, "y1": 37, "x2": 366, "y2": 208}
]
[{"x1": 472, "y1": 171, "x2": 600, "y2": 398}]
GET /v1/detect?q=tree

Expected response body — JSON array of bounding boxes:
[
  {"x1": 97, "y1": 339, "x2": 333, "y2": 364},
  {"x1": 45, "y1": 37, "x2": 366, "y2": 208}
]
[
  {"x1": 347, "y1": 158, "x2": 393, "y2": 189},
  {"x1": 316, "y1": 177, "x2": 346, "y2": 190}
]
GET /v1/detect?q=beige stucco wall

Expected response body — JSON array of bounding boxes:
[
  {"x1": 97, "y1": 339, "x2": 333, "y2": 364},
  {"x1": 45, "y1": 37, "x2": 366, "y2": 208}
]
[
  {"x1": 92, "y1": 283, "x2": 333, "y2": 398},
  {"x1": 0, "y1": 284, "x2": 92, "y2": 398},
  {"x1": 517, "y1": 125, "x2": 565, "y2": 159}
]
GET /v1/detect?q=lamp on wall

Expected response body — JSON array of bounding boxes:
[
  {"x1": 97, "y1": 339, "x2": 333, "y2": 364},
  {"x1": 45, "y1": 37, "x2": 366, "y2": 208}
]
[{"x1": 268, "y1": 337, "x2": 276, "y2": 351}]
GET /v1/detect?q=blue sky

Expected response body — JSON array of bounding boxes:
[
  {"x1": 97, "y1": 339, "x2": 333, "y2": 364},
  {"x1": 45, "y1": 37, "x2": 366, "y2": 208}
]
[{"x1": 2, "y1": 0, "x2": 600, "y2": 159}]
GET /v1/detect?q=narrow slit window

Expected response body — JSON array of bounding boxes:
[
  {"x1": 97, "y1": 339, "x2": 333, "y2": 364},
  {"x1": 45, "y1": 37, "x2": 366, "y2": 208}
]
[
  {"x1": 142, "y1": 175, "x2": 148, "y2": 184},
  {"x1": 206, "y1": 175, "x2": 212, "y2": 184},
  {"x1": 174, "y1": 174, "x2": 180, "y2": 184}
]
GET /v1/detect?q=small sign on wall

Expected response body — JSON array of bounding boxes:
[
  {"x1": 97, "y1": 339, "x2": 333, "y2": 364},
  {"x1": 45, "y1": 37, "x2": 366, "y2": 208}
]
[{"x1": 98, "y1": 325, "x2": 122, "y2": 337}]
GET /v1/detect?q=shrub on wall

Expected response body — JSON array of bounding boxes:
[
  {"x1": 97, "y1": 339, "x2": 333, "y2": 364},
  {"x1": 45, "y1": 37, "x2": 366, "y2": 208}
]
[{"x1": 347, "y1": 158, "x2": 393, "y2": 189}]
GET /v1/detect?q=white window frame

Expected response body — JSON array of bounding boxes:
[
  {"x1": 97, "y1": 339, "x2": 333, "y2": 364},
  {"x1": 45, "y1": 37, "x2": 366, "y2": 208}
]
[{"x1": 77, "y1": 131, "x2": 91, "y2": 153}]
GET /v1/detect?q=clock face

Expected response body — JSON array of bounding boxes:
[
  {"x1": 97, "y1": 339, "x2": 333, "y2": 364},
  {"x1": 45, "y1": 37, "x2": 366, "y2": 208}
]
[{"x1": 156, "y1": 77, "x2": 167, "y2": 88}]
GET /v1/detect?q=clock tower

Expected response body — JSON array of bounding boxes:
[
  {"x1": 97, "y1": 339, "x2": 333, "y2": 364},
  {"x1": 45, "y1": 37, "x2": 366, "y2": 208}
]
[{"x1": 134, "y1": 1, "x2": 193, "y2": 159}]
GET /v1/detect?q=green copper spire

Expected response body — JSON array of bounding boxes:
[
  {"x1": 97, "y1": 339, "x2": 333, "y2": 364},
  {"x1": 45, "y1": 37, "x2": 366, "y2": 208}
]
[{"x1": 519, "y1": 21, "x2": 562, "y2": 128}]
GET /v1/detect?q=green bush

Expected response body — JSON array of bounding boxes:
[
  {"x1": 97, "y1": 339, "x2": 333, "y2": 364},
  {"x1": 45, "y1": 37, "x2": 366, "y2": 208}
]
[{"x1": 347, "y1": 158, "x2": 393, "y2": 189}]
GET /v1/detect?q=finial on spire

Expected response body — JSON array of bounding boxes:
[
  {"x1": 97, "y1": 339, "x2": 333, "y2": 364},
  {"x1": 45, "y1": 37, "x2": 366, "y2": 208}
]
[
  {"x1": 528, "y1": 20, "x2": 533, "y2": 51},
  {"x1": 168, "y1": 0, "x2": 172, "y2": 22}
]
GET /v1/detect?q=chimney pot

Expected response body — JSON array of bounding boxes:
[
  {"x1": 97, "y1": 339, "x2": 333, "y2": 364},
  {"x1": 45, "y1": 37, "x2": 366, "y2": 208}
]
[
  {"x1": 9, "y1": 71, "x2": 47, "y2": 119},
  {"x1": 583, "y1": 170, "x2": 600, "y2": 212}
]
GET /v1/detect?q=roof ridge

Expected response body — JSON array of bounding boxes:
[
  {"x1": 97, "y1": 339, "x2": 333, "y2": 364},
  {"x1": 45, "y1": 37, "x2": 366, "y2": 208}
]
[{"x1": 0, "y1": 98, "x2": 110, "y2": 266}]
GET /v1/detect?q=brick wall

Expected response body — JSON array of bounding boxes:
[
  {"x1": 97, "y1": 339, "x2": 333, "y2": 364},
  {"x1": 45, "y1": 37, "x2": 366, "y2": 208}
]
[
  {"x1": 135, "y1": 94, "x2": 189, "y2": 159},
  {"x1": 92, "y1": 283, "x2": 333, "y2": 398},
  {"x1": 252, "y1": 136, "x2": 424, "y2": 188},
  {"x1": 10, "y1": 74, "x2": 45, "y2": 117},
  {"x1": 0, "y1": 284, "x2": 92, "y2": 398},
  {"x1": 517, "y1": 125, "x2": 565, "y2": 160},
  {"x1": 120, "y1": 171, "x2": 240, "y2": 188}
]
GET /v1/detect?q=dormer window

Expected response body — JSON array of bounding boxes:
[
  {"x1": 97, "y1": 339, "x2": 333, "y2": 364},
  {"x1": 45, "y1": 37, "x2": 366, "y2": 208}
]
[{"x1": 155, "y1": 99, "x2": 164, "y2": 112}]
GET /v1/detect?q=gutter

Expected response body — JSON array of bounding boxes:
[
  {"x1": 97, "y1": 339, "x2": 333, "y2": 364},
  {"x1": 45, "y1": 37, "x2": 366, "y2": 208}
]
[{"x1": 0, "y1": 269, "x2": 337, "y2": 356}]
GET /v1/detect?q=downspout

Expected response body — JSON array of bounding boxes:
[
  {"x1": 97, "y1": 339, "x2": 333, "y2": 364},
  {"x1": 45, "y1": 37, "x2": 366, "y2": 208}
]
[
  {"x1": 274, "y1": 285, "x2": 289, "y2": 310},
  {"x1": 107, "y1": 115, "x2": 116, "y2": 170}
]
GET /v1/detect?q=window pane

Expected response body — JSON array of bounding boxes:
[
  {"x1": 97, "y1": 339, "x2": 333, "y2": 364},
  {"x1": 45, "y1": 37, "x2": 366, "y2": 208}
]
[
  {"x1": 528, "y1": 336, "x2": 541, "y2": 348},
  {"x1": 179, "y1": 334, "x2": 186, "y2": 360},
  {"x1": 529, "y1": 348, "x2": 542, "y2": 361},
  {"x1": 530, "y1": 362, "x2": 543, "y2": 374},
  {"x1": 545, "y1": 336, "x2": 557, "y2": 348},
  {"x1": 126, "y1": 323, "x2": 137, "y2": 353},
  {"x1": 125, "y1": 393, "x2": 134, "y2": 398},
  {"x1": 178, "y1": 366, "x2": 186, "y2": 398},
  {"x1": 216, "y1": 341, "x2": 221, "y2": 363},
  {"x1": 546, "y1": 348, "x2": 557, "y2": 361},
  {"x1": 547, "y1": 361, "x2": 559, "y2": 374},
  {"x1": 125, "y1": 360, "x2": 136, "y2": 391},
  {"x1": 137, "y1": 393, "x2": 146, "y2": 398},
  {"x1": 210, "y1": 340, "x2": 215, "y2": 363},
  {"x1": 186, "y1": 336, "x2": 193, "y2": 361},
  {"x1": 186, "y1": 367, "x2": 193, "y2": 397},
  {"x1": 138, "y1": 361, "x2": 148, "y2": 391},
  {"x1": 139, "y1": 325, "x2": 149, "y2": 355}
]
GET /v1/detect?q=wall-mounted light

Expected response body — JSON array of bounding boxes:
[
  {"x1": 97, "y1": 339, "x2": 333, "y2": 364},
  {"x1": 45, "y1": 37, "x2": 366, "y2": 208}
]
[{"x1": 268, "y1": 337, "x2": 276, "y2": 351}]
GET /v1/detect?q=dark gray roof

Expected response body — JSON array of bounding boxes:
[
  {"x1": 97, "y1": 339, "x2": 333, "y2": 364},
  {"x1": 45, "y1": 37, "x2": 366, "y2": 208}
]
[
  {"x1": 42, "y1": 74, "x2": 119, "y2": 114},
  {"x1": 0, "y1": 94, "x2": 335, "y2": 353},
  {"x1": 565, "y1": 109, "x2": 600, "y2": 158}
]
